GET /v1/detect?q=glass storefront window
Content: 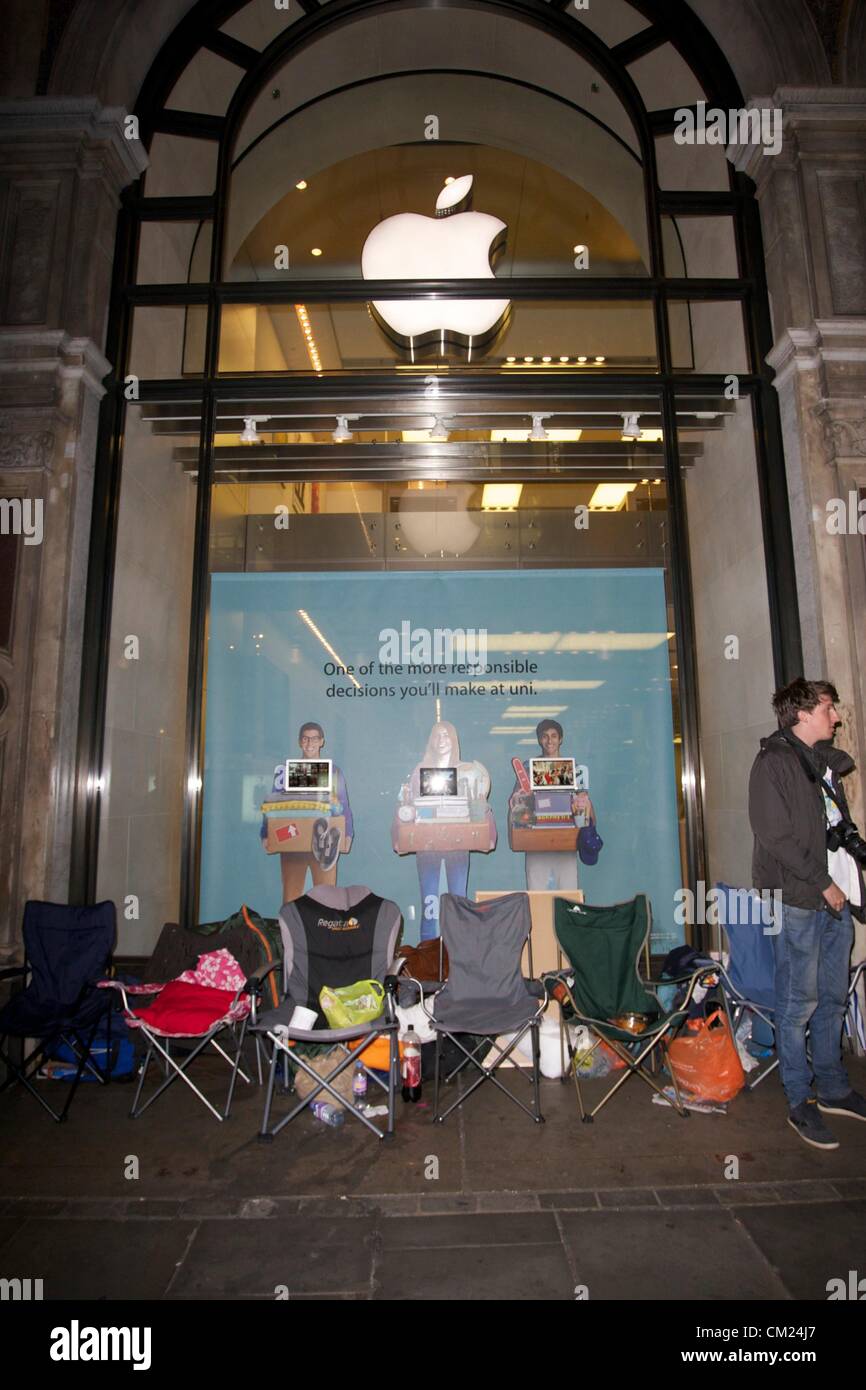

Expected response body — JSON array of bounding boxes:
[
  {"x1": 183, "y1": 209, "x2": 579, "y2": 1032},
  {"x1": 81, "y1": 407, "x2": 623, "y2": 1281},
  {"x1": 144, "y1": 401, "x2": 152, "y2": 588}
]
[
  {"x1": 128, "y1": 305, "x2": 207, "y2": 378},
  {"x1": 136, "y1": 221, "x2": 212, "y2": 285},
  {"x1": 199, "y1": 396, "x2": 688, "y2": 953},
  {"x1": 217, "y1": 299, "x2": 658, "y2": 374},
  {"x1": 96, "y1": 402, "x2": 200, "y2": 954}
]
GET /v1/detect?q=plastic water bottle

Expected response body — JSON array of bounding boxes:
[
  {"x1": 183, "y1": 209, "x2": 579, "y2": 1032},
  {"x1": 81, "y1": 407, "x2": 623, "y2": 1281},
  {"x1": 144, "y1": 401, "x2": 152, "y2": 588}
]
[
  {"x1": 401, "y1": 1024, "x2": 422, "y2": 1103},
  {"x1": 352, "y1": 1059, "x2": 368, "y2": 1108},
  {"x1": 310, "y1": 1100, "x2": 344, "y2": 1127}
]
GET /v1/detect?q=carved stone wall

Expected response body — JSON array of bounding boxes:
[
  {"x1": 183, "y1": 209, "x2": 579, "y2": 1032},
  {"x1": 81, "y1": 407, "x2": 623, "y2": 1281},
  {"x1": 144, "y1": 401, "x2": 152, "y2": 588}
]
[
  {"x1": 737, "y1": 91, "x2": 866, "y2": 839},
  {"x1": 0, "y1": 101, "x2": 146, "y2": 959}
]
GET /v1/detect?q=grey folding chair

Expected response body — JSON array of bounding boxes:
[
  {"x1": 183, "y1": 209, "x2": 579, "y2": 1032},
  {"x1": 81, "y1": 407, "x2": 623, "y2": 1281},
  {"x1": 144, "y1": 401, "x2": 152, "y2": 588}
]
[{"x1": 427, "y1": 892, "x2": 547, "y2": 1125}]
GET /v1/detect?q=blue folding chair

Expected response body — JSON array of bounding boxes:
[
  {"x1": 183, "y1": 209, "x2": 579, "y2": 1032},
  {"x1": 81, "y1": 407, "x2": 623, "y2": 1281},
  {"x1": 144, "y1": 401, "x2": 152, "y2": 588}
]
[
  {"x1": 712, "y1": 884, "x2": 778, "y2": 1089},
  {"x1": 0, "y1": 902, "x2": 116, "y2": 1122}
]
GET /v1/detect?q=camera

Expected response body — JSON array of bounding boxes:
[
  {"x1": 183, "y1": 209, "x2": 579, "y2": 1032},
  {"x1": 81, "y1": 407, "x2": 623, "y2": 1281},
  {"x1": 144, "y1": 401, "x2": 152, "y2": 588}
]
[{"x1": 827, "y1": 818, "x2": 866, "y2": 866}]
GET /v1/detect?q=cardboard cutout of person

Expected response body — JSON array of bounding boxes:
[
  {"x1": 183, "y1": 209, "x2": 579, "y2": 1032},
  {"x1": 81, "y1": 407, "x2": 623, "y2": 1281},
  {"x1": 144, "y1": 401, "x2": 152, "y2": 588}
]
[
  {"x1": 261, "y1": 721, "x2": 353, "y2": 904},
  {"x1": 513, "y1": 719, "x2": 594, "y2": 890},
  {"x1": 404, "y1": 720, "x2": 491, "y2": 941}
]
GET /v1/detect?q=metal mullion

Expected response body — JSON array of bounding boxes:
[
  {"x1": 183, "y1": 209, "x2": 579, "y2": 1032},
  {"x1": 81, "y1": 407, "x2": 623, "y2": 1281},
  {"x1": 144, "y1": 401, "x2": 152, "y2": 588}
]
[
  {"x1": 133, "y1": 197, "x2": 216, "y2": 222},
  {"x1": 70, "y1": 196, "x2": 141, "y2": 903},
  {"x1": 661, "y1": 386, "x2": 706, "y2": 932},
  {"x1": 179, "y1": 394, "x2": 216, "y2": 930},
  {"x1": 126, "y1": 284, "x2": 211, "y2": 306},
  {"x1": 206, "y1": 371, "x2": 762, "y2": 395},
  {"x1": 211, "y1": 277, "x2": 752, "y2": 303}
]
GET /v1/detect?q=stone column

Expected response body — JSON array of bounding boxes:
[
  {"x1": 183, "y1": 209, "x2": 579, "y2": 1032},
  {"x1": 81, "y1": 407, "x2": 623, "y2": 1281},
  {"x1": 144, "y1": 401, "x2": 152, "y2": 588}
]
[
  {"x1": 736, "y1": 89, "x2": 866, "y2": 832},
  {"x1": 0, "y1": 100, "x2": 146, "y2": 959}
]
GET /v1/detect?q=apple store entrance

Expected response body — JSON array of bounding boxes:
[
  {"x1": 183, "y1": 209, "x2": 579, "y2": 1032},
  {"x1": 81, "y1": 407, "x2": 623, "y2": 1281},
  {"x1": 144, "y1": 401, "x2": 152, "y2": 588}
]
[{"x1": 81, "y1": 0, "x2": 794, "y2": 957}]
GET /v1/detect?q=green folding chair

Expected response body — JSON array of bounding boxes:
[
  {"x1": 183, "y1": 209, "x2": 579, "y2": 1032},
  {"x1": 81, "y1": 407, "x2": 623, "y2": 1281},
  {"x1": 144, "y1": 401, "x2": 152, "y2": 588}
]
[{"x1": 545, "y1": 895, "x2": 702, "y2": 1123}]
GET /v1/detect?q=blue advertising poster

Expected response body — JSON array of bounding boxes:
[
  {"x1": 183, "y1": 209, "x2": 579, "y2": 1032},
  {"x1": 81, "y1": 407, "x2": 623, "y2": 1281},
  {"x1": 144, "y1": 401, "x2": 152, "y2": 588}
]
[{"x1": 200, "y1": 569, "x2": 683, "y2": 950}]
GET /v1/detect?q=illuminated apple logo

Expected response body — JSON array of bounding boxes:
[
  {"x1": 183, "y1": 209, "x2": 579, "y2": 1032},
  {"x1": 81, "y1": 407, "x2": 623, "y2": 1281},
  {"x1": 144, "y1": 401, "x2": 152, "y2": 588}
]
[{"x1": 361, "y1": 175, "x2": 510, "y2": 358}]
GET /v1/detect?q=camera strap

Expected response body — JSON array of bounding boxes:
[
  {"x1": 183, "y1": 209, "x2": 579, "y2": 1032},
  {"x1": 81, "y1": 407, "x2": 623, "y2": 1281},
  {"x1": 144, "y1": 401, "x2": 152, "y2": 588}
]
[{"x1": 780, "y1": 732, "x2": 846, "y2": 822}]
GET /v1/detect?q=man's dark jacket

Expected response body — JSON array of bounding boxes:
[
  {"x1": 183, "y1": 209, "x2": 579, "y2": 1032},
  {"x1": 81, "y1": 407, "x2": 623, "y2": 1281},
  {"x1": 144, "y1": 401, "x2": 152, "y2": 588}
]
[{"x1": 749, "y1": 728, "x2": 864, "y2": 917}]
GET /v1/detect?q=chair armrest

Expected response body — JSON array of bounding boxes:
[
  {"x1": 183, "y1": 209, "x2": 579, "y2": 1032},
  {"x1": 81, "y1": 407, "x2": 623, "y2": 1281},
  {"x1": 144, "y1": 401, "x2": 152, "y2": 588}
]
[
  {"x1": 388, "y1": 955, "x2": 407, "y2": 977},
  {"x1": 243, "y1": 959, "x2": 281, "y2": 996}
]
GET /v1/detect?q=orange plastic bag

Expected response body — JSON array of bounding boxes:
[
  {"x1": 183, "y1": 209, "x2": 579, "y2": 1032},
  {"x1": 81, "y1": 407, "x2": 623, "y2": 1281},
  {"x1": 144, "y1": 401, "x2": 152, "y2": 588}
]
[
  {"x1": 665, "y1": 1009, "x2": 745, "y2": 1102},
  {"x1": 347, "y1": 1035, "x2": 404, "y2": 1070}
]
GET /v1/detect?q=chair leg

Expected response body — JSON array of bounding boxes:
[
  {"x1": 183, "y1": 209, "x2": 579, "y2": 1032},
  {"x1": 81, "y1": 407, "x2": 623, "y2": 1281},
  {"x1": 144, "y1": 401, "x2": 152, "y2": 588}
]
[
  {"x1": 531, "y1": 1017, "x2": 544, "y2": 1123},
  {"x1": 433, "y1": 1030, "x2": 441, "y2": 1121},
  {"x1": 259, "y1": 1043, "x2": 280, "y2": 1140},
  {"x1": 131, "y1": 1040, "x2": 155, "y2": 1117},
  {"x1": 386, "y1": 1027, "x2": 397, "y2": 1138}
]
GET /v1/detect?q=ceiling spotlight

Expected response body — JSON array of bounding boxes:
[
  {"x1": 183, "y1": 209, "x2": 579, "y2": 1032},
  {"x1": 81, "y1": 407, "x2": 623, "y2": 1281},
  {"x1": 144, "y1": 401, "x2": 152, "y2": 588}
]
[
  {"x1": 542, "y1": 355, "x2": 552, "y2": 363},
  {"x1": 295, "y1": 179, "x2": 308, "y2": 190},
  {"x1": 311, "y1": 247, "x2": 323, "y2": 256},
  {"x1": 621, "y1": 412, "x2": 641, "y2": 440},
  {"x1": 577, "y1": 355, "x2": 587, "y2": 363},
  {"x1": 240, "y1": 416, "x2": 269, "y2": 443},
  {"x1": 506, "y1": 355, "x2": 516, "y2": 362},
  {"x1": 595, "y1": 356, "x2": 605, "y2": 363},
  {"x1": 529, "y1": 414, "x2": 551, "y2": 442},
  {"x1": 523, "y1": 356, "x2": 534, "y2": 363},
  {"x1": 332, "y1": 414, "x2": 360, "y2": 443},
  {"x1": 428, "y1": 415, "x2": 449, "y2": 442},
  {"x1": 559, "y1": 356, "x2": 569, "y2": 363}
]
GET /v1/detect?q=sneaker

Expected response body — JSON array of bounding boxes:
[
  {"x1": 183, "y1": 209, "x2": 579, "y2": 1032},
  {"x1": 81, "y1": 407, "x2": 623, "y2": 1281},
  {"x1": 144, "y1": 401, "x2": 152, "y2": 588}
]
[
  {"x1": 817, "y1": 1091, "x2": 866, "y2": 1122},
  {"x1": 787, "y1": 1099, "x2": 840, "y2": 1150}
]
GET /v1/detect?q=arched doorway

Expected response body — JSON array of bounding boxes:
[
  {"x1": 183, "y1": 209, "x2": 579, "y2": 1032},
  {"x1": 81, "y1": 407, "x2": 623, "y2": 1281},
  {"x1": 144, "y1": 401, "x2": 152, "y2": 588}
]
[{"x1": 74, "y1": 0, "x2": 800, "y2": 957}]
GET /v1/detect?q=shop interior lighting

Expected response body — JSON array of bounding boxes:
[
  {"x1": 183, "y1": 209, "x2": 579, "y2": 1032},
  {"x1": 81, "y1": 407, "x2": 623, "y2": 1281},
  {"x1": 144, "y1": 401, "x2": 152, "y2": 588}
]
[
  {"x1": 621, "y1": 412, "x2": 641, "y2": 440},
  {"x1": 295, "y1": 179, "x2": 308, "y2": 189},
  {"x1": 297, "y1": 609, "x2": 362, "y2": 690},
  {"x1": 311, "y1": 247, "x2": 323, "y2": 256},
  {"x1": 588, "y1": 482, "x2": 638, "y2": 511},
  {"x1": 295, "y1": 305, "x2": 322, "y2": 372},
  {"x1": 529, "y1": 414, "x2": 550, "y2": 441},
  {"x1": 332, "y1": 414, "x2": 359, "y2": 443},
  {"x1": 482, "y1": 483, "x2": 524, "y2": 510},
  {"x1": 428, "y1": 415, "x2": 450, "y2": 441}
]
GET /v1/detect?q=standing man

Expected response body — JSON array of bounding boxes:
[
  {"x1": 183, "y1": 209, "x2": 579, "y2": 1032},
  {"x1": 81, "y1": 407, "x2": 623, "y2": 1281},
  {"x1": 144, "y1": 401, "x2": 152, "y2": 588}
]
[
  {"x1": 263, "y1": 721, "x2": 354, "y2": 905},
  {"x1": 749, "y1": 678, "x2": 865, "y2": 1149},
  {"x1": 516, "y1": 719, "x2": 594, "y2": 890}
]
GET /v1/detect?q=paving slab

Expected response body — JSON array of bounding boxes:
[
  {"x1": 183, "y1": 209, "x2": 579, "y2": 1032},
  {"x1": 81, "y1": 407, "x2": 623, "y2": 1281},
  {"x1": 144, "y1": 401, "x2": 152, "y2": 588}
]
[
  {"x1": 0, "y1": 1219, "x2": 196, "y2": 1300},
  {"x1": 735, "y1": 1199, "x2": 866, "y2": 1301},
  {"x1": 374, "y1": 1239, "x2": 575, "y2": 1300},
  {"x1": 557, "y1": 1208, "x2": 790, "y2": 1300},
  {"x1": 168, "y1": 1216, "x2": 376, "y2": 1298},
  {"x1": 378, "y1": 1211, "x2": 560, "y2": 1248}
]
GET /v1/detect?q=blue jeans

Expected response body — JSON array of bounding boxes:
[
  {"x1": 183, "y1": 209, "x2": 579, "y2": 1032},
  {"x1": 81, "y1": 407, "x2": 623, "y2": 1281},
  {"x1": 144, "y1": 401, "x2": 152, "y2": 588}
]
[
  {"x1": 773, "y1": 903, "x2": 854, "y2": 1109},
  {"x1": 417, "y1": 851, "x2": 469, "y2": 941}
]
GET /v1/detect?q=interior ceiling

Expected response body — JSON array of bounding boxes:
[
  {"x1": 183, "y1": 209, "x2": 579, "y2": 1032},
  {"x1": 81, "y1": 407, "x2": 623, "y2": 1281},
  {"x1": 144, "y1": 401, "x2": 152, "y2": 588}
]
[{"x1": 230, "y1": 142, "x2": 647, "y2": 281}]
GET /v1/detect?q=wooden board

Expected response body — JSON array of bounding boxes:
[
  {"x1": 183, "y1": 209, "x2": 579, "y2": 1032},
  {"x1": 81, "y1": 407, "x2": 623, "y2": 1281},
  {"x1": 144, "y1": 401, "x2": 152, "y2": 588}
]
[
  {"x1": 509, "y1": 824, "x2": 579, "y2": 853},
  {"x1": 475, "y1": 888, "x2": 584, "y2": 976},
  {"x1": 263, "y1": 815, "x2": 346, "y2": 856},
  {"x1": 394, "y1": 814, "x2": 497, "y2": 854}
]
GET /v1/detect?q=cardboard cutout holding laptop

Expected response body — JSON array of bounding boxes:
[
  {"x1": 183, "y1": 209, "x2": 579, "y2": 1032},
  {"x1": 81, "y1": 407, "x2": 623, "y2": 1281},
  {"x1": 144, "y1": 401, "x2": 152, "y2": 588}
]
[{"x1": 261, "y1": 720, "x2": 354, "y2": 904}]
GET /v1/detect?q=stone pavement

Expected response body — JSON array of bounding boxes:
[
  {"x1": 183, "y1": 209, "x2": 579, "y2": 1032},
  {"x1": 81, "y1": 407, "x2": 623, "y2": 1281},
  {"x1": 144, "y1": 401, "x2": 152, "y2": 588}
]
[{"x1": 1, "y1": 1056, "x2": 864, "y2": 1300}]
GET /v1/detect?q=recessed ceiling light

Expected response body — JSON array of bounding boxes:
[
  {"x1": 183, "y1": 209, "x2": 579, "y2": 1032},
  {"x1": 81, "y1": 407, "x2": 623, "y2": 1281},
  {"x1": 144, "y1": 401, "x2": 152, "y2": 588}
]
[
  {"x1": 542, "y1": 355, "x2": 552, "y2": 363},
  {"x1": 595, "y1": 356, "x2": 605, "y2": 363},
  {"x1": 295, "y1": 179, "x2": 308, "y2": 190},
  {"x1": 506, "y1": 355, "x2": 516, "y2": 362},
  {"x1": 524, "y1": 356, "x2": 534, "y2": 363},
  {"x1": 559, "y1": 356, "x2": 569, "y2": 362},
  {"x1": 311, "y1": 247, "x2": 323, "y2": 256},
  {"x1": 577, "y1": 355, "x2": 587, "y2": 363}
]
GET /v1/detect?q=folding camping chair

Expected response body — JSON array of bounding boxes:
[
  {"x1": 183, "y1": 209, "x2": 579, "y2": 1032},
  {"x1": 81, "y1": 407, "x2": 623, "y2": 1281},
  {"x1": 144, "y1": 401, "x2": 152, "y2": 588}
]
[
  {"x1": 710, "y1": 883, "x2": 779, "y2": 1089},
  {"x1": 255, "y1": 888, "x2": 404, "y2": 1142},
  {"x1": 546, "y1": 895, "x2": 704, "y2": 1122},
  {"x1": 100, "y1": 947, "x2": 264, "y2": 1122},
  {"x1": 0, "y1": 901, "x2": 116, "y2": 1123},
  {"x1": 846, "y1": 958, "x2": 866, "y2": 1055},
  {"x1": 426, "y1": 892, "x2": 547, "y2": 1125}
]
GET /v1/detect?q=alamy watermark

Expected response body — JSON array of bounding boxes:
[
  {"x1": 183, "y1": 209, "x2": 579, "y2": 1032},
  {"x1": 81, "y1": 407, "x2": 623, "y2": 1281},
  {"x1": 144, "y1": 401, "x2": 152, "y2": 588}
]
[
  {"x1": 0, "y1": 497, "x2": 43, "y2": 546},
  {"x1": 378, "y1": 622, "x2": 487, "y2": 673},
  {"x1": 674, "y1": 101, "x2": 782, "y2": 157},
  {"x1": 674, "y1": 882, "x2": 781, "y2": 932}
]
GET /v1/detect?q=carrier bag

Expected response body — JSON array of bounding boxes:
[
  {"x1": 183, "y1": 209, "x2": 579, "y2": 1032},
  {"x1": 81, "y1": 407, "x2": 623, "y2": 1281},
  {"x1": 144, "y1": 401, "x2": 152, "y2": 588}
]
[
  {"x1": 319, "y1": 979, "x2": 385, "y2": 1029},
  {"x1": 665, "y1": 1008, "x2": 745, "y2": 1102}
]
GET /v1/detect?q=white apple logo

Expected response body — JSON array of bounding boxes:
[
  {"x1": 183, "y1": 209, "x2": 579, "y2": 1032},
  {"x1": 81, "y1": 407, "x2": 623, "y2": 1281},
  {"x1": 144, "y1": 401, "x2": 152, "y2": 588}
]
[{"x1": 361, "y1": 175, "x2": 510, "y2": 356}]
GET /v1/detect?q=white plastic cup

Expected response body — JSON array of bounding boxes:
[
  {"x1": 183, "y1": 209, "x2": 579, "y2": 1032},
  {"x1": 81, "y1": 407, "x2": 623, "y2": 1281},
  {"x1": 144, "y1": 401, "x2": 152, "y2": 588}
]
[{"x1": 289, "y1": 1005, "x2": 317, "y2": 1031}]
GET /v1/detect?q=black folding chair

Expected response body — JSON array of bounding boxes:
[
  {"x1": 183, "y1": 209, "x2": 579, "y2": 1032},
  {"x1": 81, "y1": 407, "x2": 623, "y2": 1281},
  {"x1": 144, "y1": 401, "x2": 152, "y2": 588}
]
[
  {"x1": 0, "y1": 901, "x2": 116, "y2": 1122},
  {"x1": 255, "y1": 888, "x2": 404, "y2": 1142}
]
